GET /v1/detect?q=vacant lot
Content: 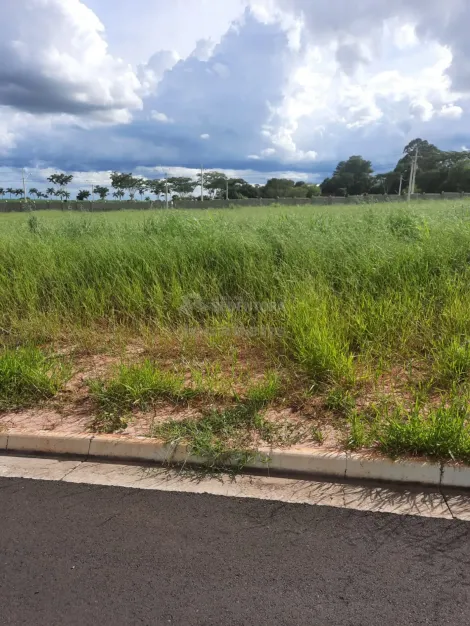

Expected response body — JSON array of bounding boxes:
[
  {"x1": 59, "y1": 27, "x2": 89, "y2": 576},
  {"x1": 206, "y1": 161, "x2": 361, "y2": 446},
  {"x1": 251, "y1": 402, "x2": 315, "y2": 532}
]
[{"x1": 2, "y1": 201, "x2": 470, "y2": 466}]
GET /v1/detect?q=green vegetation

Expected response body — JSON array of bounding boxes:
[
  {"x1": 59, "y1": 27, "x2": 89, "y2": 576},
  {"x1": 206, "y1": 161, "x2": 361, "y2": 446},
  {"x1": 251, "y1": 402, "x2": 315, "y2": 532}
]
[
  {"x1": 154, "y1": 393, "x2": 299, "y2": 471},
  {"x1": 0, "y1": 347, "x2": 68, "y2": 411},
  {"x1": 347, "y1": 400, "x2": 470, "y2": 463},
  {"x1": 2, "y1": 200, "x2": 470, "y2": 463},
  {"x1": 89, "y1": 361, "x2": 192, "y2": 433},
  {"x1": 322, "y1": 138, "x2": 470, "y2": 196}
]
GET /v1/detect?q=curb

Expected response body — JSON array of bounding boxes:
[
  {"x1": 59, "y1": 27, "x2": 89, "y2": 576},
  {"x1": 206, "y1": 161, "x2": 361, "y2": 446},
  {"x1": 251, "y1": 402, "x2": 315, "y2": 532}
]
[{"x1": 1, "y1": 431, "x2": 470, "y2": 489}]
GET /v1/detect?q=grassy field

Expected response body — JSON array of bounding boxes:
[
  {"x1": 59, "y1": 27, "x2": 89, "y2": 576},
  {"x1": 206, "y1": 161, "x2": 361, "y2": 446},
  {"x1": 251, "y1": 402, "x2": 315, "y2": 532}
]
[{"x1": 2, "y1": 201, "x2": 470, "y2": 465}]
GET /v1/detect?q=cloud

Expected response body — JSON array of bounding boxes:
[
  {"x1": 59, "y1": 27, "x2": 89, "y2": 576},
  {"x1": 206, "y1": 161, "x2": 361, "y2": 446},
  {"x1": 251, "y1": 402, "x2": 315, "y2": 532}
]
[
  {"x1": 138, "y1": 50, "x2": 180, "y2": 96},
  {"x1": 0, "y1": 0, "x2": 141, "y2": 120},
  {"x1": 151, "y1": 111, "x2": 174, "y2": 123},
  {"x1": 2, "y1": 0, "x2": 470, "y2": 181}
]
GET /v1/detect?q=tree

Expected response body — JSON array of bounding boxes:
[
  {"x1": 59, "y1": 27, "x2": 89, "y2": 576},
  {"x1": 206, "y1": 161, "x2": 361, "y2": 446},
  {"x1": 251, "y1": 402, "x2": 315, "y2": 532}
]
[
  {"x1": 136, "y1": 180, "x2": 148, "y2": 201},
  {"x1": 113, "y1": 190, "x2": 125, "y2": 200},
  {"x1": 167, "y1": 177, "x2": 197, "y2": 198},
  {"x1": 306, "y1": 184, "x2": 321, "y2": 198},
  {"x1": 146, "y1": 179, "x2": 166, "y2": 200},
  {"x1": 94, "y1": 186, "x2": 109, "y2": 201},
  {"x1": 14, "y1": 189, "x2": 23, "y2": 198},
  {"x1": 0, "y1": 188, "x2": 4, "y2": 199},
  {"x1": 29, "y1": 188, "x2": 40, "y2": 199},
  {"x1": 203, "y1": 171, "x2": 228, "y2": 199},
  {"x1": 47, "y1": 173, "x2": 73, "y2": 202},
  {"x1": 321, "y1": 156, "x2": 373, "y2": 195},
  {"x1": 226, "y1": 178, "x2": 259, "y2": 199},
  {"x1": 46, "y1": 187, "x2": 55, "y2": 199},
  {"x1": 110, "y1": 172, "x2": 136, "y2": 200},
  {"x1": 6, "y1": 188, "x2": 14, "y2": 199},
  {"x1": 76, "y1": 190, "x2": 91, "y2": 201}
]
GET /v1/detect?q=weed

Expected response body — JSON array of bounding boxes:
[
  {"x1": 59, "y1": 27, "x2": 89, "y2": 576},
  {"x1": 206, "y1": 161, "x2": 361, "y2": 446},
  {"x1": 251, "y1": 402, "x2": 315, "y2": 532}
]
[
  {"x1": 27, "y1": 215, "x2": 40, "y2": 234},
  {"x1": 434, "y1": 337, "x2": 470, "y2": 385},
  {"x1": 245, "y1": 372, "x2": 281, "y2": 407},
  {"x1": 346, "y1": 411, "x2": 372, "y2": 450},
  {"x1": 154, "y1": 403, "x2": 271, "y2": 470},
  {"x1": 378, "y1": 401, "x2": 470, "y2": 462},
  {"x1": 0, "y1": 346, "x2": 68, "y2": 411},
  {"x1": 89, "y1": 360, "x2": 191, "y2": 432},
  {"x1": 325, "y1": 387, "x2": 355, "y2": 415},
  {"x1": 311, "y1": 425, "x2": 325, "y2": 444}
]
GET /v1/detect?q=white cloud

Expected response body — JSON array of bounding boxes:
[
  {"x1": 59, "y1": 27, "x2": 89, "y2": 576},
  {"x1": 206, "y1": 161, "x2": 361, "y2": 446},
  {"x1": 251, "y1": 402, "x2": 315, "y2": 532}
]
[
  {"x1": 0, "y1": 0, "x2": 142, "y2": 121},
  {"x1": 439, "y1": 104, "x2": 463, "y2": 119},
  {"x1": 151, "y1": 110, "x2": 174, "y2": 123},
  {"x1": 2, "y1": 0, "x2": 470, "y2": 178}
]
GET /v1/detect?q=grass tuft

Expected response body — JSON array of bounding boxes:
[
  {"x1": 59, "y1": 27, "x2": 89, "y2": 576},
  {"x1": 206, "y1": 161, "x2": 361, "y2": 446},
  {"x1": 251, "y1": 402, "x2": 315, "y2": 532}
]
[
  {"x1": 154, "y1": 399, "x2": 301, "y2": 471},
  {"x1": 0, "y1": 347, "x2": 68, "y2": 411},
  {"x1": 378, "y1": 401, "x2": 470, "y2": 462},
  {"x1": 89, "y1": 360, "x2": 192, "y2": 432}
]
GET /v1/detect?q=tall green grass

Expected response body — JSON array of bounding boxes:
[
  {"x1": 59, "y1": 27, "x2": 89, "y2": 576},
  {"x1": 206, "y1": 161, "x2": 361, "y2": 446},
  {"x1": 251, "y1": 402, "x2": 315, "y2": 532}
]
[
  {"x1": 3, "y1": 202, "x2": 470, "y2": 389},
  {"x1": 0, "y1": 347, "x2": 68, "y2": 410}
]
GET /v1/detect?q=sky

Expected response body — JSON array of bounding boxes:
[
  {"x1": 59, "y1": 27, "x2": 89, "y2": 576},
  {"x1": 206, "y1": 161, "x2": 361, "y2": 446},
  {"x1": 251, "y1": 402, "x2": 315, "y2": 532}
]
[{"x1": 1, "y1": 0, "x2": 470, "y2": 190}]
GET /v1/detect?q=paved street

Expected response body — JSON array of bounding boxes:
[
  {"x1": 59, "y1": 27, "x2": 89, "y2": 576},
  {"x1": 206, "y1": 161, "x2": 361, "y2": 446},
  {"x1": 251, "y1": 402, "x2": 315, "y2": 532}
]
[{"x1": 1, "y1": 474, "x2": 470, "y2": 625}]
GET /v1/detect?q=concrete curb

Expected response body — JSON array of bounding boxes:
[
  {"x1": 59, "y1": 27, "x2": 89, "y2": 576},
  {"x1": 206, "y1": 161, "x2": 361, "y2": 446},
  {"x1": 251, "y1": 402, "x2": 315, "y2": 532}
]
[{"x1": 1, "y1": 431, "x2": 469, "y2": 489}]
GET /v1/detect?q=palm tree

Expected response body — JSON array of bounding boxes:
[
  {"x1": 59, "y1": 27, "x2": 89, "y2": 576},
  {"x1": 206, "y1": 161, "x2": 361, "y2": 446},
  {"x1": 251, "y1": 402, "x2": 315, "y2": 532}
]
[
  {"x1": 113, "y1": 190, "x2": 125, "y2": 200},
  {"x1": 29, "y1": 188, "x2": 39, "y2": 199},
  {"x1": 137, "y1": 181, "x2": 147, "y2": 201},
  {"x1": 46, "y1": 187, "x2": 55, "y2": 199},
  {"x1": 0, "y1": 187, "x2": 4, "y2": 200},
  {"x1": 6, "y1": 188, "x2": 14, "y2": 199},
  {"x1": 95, "y1": 186, "x2": 109, "y2": 201},
  {"x1": 76, "y1": 190, "x2": 91, "y2": 201},
  {"x1": 14, "y1": 189, "x2": 23, "y2": 199}
]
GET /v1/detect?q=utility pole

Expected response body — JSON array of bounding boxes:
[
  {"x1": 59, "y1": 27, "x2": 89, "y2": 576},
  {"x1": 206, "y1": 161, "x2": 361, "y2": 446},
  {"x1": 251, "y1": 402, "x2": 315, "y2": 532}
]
[
  {"x1": 165, "y1": 177, "x2": 169, "y2": 210},
  {"x1": 200, "y1": 165, "x2": 204, "y2": 202},
  {"x1": 407, "y1": 148, "x2": 419, "y2": 202},
  {"x1": 226, "y1": 178, "x2": 229, "y2": 201},
  {"x1": 408, "y1": 147, "x2": 419, "y2": 201},
  {"x1": 22, "y1": 168, "x2": 27, "y2": 202},
  {"x1": 91, "y1": 183, "x2": 94, "y2": 212},
  {"x1": 398, "y1": 174, "x2": 403, "y2": 196}
]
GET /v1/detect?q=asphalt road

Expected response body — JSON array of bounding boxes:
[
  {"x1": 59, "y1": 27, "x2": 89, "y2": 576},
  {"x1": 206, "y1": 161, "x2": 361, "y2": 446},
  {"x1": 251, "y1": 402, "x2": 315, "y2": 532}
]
[{"x1": 1, "y1": 477, "x2": 470, "y2": 626}]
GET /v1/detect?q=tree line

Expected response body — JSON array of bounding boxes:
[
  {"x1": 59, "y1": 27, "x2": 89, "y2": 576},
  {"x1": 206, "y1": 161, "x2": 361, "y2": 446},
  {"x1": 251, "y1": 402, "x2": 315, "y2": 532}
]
[
  {"x1": 320, "y1": 138, "x2": 470, "y2": 196},
  {"x1": 0, "y1": 171, "x2": 321, "y2": 202},
  {"x1": 2, "y1": 137, "x2": 467, "y2": 203}
]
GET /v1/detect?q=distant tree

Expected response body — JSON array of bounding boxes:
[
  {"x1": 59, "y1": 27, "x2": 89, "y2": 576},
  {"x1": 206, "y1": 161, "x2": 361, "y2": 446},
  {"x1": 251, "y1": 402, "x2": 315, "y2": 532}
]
[
  {"x1": 145, "y1": 196, "x2": 151, "y2": 202},
  {"x1": 76, "y1": 190, "x2": 91, "y2": 201},
  {"x1": 29, "y1": 187, "x2": 40, "y2": 199},
  {"x1": 136, "y1": 180, "x2": 148, "y2": 201},
  {"x1": 94, "y1": 186, "x2": 109, "y2": 201},
  {"x1": 0, "y1": 187, "x2": 4, "y2": 199},
  {"x1": 6, "y1": 188, "x2": 14, "y2": 199},
  {"x1": 321, "y1": 156, "x2": 373, "y2": 196},
  {"x1": 226, "y1": 178, "x2": 259, "y2": 199},
  {"x1": 113, "y1": 190, "x2": 125, "y2": 200},
  {"x1": 306, "y1": 184, "x2": 321, "y2": 198},
  {"x1": 168, "y1": 177, "x2": 197, "y2": 198},
  {"x1": 47, "y1": 174, "x2": 73, "y2": 202},
  {"x1": 203, "y1": 171, "x2": 228, "y2": 199},
  {"x1": 14, "y1": 189, "x2": 24, "y2": 198},
  {"x1": 146, "y1": 179, "x2": 166, "y2": 200},
  {"x1": 46, "y1": 187, "x2": 55, "y2": 199}
]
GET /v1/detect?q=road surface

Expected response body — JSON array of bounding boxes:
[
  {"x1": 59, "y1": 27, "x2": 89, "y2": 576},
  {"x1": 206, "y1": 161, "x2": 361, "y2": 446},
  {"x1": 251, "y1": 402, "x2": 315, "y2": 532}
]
[{"x1": 1, "y1": 476, "x2": 469, "y2": 625}]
